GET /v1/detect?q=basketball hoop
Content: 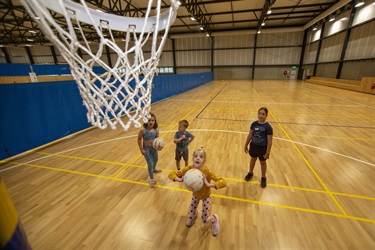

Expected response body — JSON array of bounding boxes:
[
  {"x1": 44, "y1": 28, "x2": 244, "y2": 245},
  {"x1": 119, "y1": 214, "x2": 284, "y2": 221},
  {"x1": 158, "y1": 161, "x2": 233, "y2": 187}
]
[{"x1": 20, "y1": 0, "x2": 179, "y2": 131}]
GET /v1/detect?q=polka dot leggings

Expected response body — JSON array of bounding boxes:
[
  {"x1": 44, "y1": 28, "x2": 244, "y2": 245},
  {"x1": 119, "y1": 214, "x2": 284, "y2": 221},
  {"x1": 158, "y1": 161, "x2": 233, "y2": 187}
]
[{"x1": 188, "y1": 194, "x2": 213, "y2": 223}]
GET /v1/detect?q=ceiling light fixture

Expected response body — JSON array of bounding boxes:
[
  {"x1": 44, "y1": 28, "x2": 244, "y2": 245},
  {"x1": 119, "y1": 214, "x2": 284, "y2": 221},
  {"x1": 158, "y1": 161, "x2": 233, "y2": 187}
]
[
  {"x1": 329, "y1": 15, "x2": 335, "y2": 22},
  {"x1": 267, "y1": 8, "x2": 272, "y2": 15},
  {"x1": 312, "y1": 25, "x2": 317, "y2": 31},
  {"x1": 200, "y1": 26, "x2": 204, "y2": 30},
  {"x1": 355, "y1": 0, "x2": 365, "y2": 8},
  {"x1": 191, "y1": 16, "x2": 195, "y2": 21},
  {"x1": 261, "y1": 21, "x2": 266, "y2": 26}
]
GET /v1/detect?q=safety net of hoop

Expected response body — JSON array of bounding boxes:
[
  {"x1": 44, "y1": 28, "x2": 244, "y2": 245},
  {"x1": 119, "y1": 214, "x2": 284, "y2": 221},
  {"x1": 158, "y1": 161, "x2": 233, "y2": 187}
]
[{"x1": 20, "y1": 0, "x2": 179, "y2": 131}]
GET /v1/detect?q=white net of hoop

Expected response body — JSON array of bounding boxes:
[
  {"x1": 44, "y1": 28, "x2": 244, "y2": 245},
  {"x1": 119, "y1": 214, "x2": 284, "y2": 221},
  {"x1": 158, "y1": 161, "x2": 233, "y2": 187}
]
[{"x1": 20, "y1": 0, "x2": 179, "y2": 131}]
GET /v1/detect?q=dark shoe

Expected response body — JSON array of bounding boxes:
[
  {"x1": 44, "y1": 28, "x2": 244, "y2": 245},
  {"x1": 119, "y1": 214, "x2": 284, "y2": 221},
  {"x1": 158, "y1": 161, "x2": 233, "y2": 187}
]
[
  {"x1": 244, "y1": 172, "x2": 253, "y2": 181},
  {"x1": 261, "y1": 177, "x2": 267, "y2": 188}
]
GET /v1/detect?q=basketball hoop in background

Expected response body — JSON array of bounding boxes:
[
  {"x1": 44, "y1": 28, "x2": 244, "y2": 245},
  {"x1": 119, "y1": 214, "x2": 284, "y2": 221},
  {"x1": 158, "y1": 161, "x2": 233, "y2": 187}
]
[{"x1": 20, "y1": 0, "x2": 179, "y2": 131}]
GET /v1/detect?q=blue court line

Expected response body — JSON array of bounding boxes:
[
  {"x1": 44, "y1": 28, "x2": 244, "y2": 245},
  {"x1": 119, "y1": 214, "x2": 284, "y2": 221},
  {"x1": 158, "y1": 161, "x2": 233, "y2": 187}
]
[{"x1": 195, "y1": 84, "x2": 227, "y2": 118}]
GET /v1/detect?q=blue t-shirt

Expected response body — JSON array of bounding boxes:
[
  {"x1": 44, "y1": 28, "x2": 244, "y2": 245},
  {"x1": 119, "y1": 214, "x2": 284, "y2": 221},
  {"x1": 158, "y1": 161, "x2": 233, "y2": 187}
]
[
  {"x1": 174, "y1": 131, "x2": 193, "y2": 151},
  {"x1": 250, "y1": 121, "x2": 273, "y2": 147}
]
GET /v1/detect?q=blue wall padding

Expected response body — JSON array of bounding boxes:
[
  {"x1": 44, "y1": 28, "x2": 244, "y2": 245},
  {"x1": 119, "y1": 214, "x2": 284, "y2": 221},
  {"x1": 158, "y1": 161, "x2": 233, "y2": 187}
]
[
  {"x1": 0, "y1": 63, "x2": 106, "y2": 76},
  {"x1": 0, "y1": 70, "x2": 213, "y2": 160},
  {"x1": 0, "y1": 81, "x2": 91, "y2": 159},
  {"x1": 151, "y1": 73, "x2": 213, "y2": 103}
]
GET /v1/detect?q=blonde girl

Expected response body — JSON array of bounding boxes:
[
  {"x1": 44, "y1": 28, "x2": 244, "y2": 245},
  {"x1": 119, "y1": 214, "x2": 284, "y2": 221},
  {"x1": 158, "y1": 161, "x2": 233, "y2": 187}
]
[{"x1": 169, "y1": 148, "x2": 227, "y2": 236}]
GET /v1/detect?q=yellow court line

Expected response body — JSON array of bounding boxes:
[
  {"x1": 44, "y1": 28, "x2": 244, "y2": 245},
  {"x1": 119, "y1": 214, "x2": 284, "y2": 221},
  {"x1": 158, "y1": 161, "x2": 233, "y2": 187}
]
[
  {"x1": 114, "y1": 155, "x2": 142, "y2": 178},
  {"x1": 4, "y1": 160, "x2": 374, "y2": 224},
  {"x1": 30, "y1": 151, "x2": 375, "y2": 201},
  {"x1": 297, "y1": 90, "x2": 313, "y2": 98},
  {"x1": 252, "y1": 88, "x2": 260, "y2": 97},
  {"x1": 269, "y1": 110, "x2": 348, "y2": 216},
  {"x1": 163, "y1": 107, "x2": 198, "y2": 136},
  {"x1": 287, "y1": 134, "x2": 375, "y2": 141},
  {"x1": 358, "y1": 114, "x2": 375, "y2": 123},
  {"x1": 211, "y1": 194, "x2": 374, "y2": 224},
  {"x1": 34, "y1": 152, "x2": 149, "y2": 170},
  {"x1": 209, "y1": 85, "x2": 226, "y2": 99}
]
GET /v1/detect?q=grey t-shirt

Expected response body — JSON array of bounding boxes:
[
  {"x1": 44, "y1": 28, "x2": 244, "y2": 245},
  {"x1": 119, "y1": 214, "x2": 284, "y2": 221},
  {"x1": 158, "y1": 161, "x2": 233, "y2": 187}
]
[{"x1": 174, "y1": 131, "x2": 193, "y2": 151}]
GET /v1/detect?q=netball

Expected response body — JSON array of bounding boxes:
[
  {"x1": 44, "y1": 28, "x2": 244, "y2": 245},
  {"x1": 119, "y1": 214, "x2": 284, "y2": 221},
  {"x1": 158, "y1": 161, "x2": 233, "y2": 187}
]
[
  {"x1": 183, "y1": 169, "x2": 204, "y2": 192},
  {"x1": 152, "y1": 138, "x2": 165, "y2": 150}
]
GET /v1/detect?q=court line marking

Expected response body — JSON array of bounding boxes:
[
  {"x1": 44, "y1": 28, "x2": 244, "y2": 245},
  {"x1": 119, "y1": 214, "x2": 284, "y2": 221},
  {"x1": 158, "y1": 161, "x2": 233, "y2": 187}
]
[
  {"x1": 195, "y1": 84, "x2": 227, "y2": 118},
  {"x1": 198, "y1": 110, "x2": 374, "y2": 119},
  {"x1": 30, "y1": 150, "x2": 375, "y2": 201},
  {"x1": 287, "y1": 133, "x2": 375, "y2": 141},
  {"x1": 269, "y1": 110, "x2": 347, "y2": 215},
  {"x1": 299, "y1": 86, "x2": 375, "y2": 110},
  {"x1": 2, "y1": 159, "x2": 374, "y2": 224},
  {"x1": 196, "y1": 117, "x2": 375, "y2": 129},
  {"x1": 1, "y1": 129, "x2": 374, "y2": 173},
  {"x1": 211, "y1": 101, "x2": 364, "y2": 107}
]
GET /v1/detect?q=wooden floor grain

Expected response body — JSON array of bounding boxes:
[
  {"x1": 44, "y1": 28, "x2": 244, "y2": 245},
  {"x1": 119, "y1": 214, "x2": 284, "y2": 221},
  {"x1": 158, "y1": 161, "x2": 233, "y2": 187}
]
[{"x1": 1, "y1": 80, "x2": 374, "y2": 249}]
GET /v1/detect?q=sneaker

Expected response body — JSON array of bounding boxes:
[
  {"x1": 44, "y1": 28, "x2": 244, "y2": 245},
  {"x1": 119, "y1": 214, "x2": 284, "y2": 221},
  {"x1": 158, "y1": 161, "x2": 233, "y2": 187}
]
[
  {"x1": 211, "y1": 214, "x2": 220, "y2": 236},
  {"x1": 154, "y1": 168, "x2": 162, "y2": 173},
  {"x1": 244, "y1": 172, "x2": 253, "y2": 181},
  {"x1": 186, "y1": 210, "x2": 198, "y2": 227},
  {"x1": 149, "y1": 179, "x2": 155, "y2": 188},
  {"x1": 261, "y1": 177, "x2": 267, "y2": 188}
]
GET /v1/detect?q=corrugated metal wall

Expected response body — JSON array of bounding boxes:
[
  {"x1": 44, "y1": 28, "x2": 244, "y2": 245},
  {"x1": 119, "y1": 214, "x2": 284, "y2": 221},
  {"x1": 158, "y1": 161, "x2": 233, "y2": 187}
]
[{"x1": 0, "y1": 2, "x2": 374, "y2": 81}]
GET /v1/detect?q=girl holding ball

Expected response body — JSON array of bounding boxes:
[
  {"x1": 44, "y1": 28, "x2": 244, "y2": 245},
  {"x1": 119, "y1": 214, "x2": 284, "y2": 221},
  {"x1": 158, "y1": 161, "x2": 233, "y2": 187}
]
[
  {"x1": 137, "y1": 113, "x2": 162, "y2": 188},
  {"x1": 169, "y1": 148, "x2": 227, "y2": 236}
]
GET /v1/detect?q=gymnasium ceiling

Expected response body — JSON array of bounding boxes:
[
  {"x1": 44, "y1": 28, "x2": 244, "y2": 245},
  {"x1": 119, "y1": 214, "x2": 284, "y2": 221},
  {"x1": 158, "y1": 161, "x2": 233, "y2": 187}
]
[{"x1": 0, "y1": 0, "x2": 357, "y2": 46}]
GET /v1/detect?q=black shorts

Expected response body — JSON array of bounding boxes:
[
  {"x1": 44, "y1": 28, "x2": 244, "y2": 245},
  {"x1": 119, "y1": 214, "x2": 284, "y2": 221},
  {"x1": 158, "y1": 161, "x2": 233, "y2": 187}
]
[
  {"x1": 175, "y1": 149, "x2": 189, "y2": 161},
  {"x1": 249, "y1": 143, "x2": 267, "y2": 161}
]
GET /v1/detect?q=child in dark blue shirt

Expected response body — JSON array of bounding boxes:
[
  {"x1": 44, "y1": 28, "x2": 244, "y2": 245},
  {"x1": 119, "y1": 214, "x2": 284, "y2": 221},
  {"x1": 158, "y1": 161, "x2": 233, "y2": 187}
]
[{"x1": 244, "y1": 107, "x2": 273, "y2": 188}]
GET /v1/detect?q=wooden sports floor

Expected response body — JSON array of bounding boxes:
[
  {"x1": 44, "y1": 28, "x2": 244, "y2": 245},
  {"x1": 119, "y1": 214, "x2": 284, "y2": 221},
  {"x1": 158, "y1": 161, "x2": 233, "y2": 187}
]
[{"x1": 1, "y1": 80, "x2": 374, "y2": 249}]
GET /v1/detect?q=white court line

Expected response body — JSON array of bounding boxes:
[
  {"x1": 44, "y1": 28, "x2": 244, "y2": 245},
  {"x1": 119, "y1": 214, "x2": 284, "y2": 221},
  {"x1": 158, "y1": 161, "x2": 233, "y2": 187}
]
[
  {"x1": 0, "y1": 134, "x2": 137, "y2": 173},
  {"x1": 298, "y1": 86, "x2": 375, "y2": 110},
  {"x1": 211, "y1": 101, "x2": 361, "y2": 107},
  {"x1": 1, "y1": 129, "x2": 374, "y2": 173},
  {"x1": 173, "y1": 99, "x2": 368, "y2": 109}
]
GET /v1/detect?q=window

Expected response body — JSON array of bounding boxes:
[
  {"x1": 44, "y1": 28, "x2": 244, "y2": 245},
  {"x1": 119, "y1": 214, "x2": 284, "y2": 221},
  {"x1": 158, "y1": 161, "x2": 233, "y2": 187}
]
[{"x1": 157, "y1": 67, "x2": 174, "y2": 74}]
